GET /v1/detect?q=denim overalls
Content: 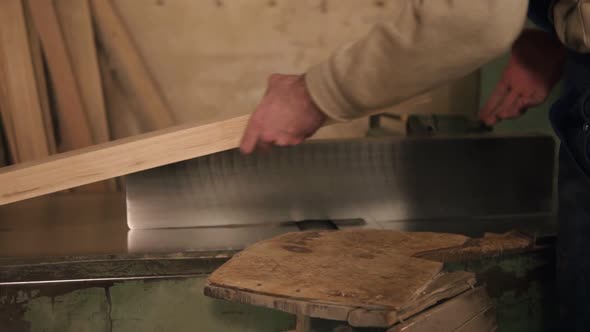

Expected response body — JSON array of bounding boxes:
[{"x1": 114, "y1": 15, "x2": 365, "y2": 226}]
[{"x1": 529, "y1": 1, "x2": 590, "y2": 330}]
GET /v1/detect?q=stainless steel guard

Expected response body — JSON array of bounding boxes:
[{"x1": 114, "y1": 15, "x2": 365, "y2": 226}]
[{"x1": 126, "y1": 135, "x2": 555, "y2": 230}]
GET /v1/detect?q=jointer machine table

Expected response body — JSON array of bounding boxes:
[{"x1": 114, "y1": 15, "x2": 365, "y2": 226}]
[{"x1": 0, "y1": 116, "x2": 556, "y2": 331}]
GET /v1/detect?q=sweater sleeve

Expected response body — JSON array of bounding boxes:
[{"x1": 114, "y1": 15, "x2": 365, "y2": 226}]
[
  {"x1": 305, "y1": 0, "x2": 528, "y2": 121},
  {"x1": 552, "y1": 0, "x2": 590, "y2": 53}
]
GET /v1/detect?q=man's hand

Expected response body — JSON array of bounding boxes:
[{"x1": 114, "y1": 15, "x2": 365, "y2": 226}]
[
  {"x1": 479, "y1": 29, "x2": 566, "y2": 126},
  {"x1": 240, "y1": 74, "x2": 326, "y2": 154}
]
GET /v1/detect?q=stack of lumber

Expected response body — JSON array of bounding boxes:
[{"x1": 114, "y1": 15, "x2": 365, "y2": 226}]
[{"x1": 0, "y1": 0, "x2": 175, "y2": 191}]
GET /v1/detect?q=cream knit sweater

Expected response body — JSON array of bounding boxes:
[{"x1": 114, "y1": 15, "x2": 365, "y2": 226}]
[{"x1": 304, "y1": 0, "x2": 529, "y2": 121}]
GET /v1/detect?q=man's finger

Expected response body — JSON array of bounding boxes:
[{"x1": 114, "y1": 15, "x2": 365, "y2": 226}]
[
  {"x1": 256, "y1": 141, "x2": 273, "y2": 153},
  {"x1": 480, "y1": 83, "x2": 510, "y2": 121},
  {"x1": 497, "y1": 92, "x2": 523, "y2": 119},
  {"x1": 275, "y1": 135, "x2": 304, "y2": 147},
  {"x1": 239, "y1": 122, "x2": 260, "y2": 154}
]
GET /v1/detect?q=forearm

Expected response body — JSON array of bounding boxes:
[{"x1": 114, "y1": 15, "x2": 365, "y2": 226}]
[{"x1": 305, "y1": 0, "x2": 528, "y2": 121}]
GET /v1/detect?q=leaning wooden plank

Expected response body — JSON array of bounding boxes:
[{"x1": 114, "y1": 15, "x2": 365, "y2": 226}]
[
  {"x1": 90, "y1": 0, "x2": 175, "y2": 130},
  {"x1": 54, "y1": 0, "x2": 110, "y2": 145},
  {"x1": 0, "y1": 115, "x2": 8, "y2": 166},
  {"x1": 0, "y1": 0, "x2": 50, "y2": 163},
  {"x1": 23, "y1": 0, "x2": 57, "y2": 155},
  {"x1": 96, "y1": 43, "x2": 145, "y2": 139},
  {"x1": 26, "y1": 0, "x2": 94, "y2": 152},
  {"x1": 0, "y1": 115, "x2": 249, "y2": 205}
]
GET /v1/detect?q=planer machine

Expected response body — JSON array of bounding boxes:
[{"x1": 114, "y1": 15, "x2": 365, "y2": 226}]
[{"x1": 0, "y1": 115, "x2": 556, "y2": 280}]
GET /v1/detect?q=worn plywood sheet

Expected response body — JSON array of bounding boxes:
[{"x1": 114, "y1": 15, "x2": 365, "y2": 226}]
[{"x1": 206, "y1": 230, "x2": 475, "y2": 327}]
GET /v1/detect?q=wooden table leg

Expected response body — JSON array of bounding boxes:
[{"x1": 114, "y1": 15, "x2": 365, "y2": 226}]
[{"x1": 296, "y1": 313, "x2": 311, "y2": 332}]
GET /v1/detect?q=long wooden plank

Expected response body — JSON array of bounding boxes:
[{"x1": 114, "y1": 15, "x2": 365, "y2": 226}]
[
  {"x1": 54, "y1": 0, "x2": 110, "y2": 145},
  {"x1": 97, "y1": 43, "x2": 145, "y2": 139},
  {"x1": 27, "y1": 0, "x2": 94, "y2": 152},
  {"x1": 0, "y1": 115, "x2": 249, "y2": 205},
  {"x1": 90, "y1": 0, "x2": 175, "y2": 130},
  {"x1": 0, "y1": 0, "x2": 50, "y2": 163},
  {"x1": 23, "y1": 0, "x2": 57, "y2": 155}
]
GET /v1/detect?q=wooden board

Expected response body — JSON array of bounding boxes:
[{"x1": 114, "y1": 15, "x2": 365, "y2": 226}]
[
  {"x1": 96, "y1": 36, "x2": 147, "y2": 139},
  {"x1": 414, "y1": 231, "x2": 535, "y2": 263},
  {"x1": 0, "y1": 115, "x2": 249, "y2": 205},
  {"x1": 54, "y1": 0, "x2": 110, "y2": 145},
  {"x1": 90, "y1": 0, "x2": 175, "y2": 131},
  {"x1": 388, "y1": 287, "x2": 494, "y2": 332},
  {"x1": 27, "y1": 0, "x2": 94, "y2": 152},
  {"x1": 23, "y1": 0, "x2": 57, "y2": 155},
  {"x1": 0, "y1": 0, "x2": 50, "y2": 163},
  {"x1": 454, "y1": 306, "x2": 497, "y2": 332},
  {"x1": 206, "y1": 230, "x2": 475, "y2": 327}
]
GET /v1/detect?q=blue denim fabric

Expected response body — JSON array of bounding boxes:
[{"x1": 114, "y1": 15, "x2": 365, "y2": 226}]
[
  {"x1": 527, "y1": 2, "x2": 590, "y2": 330},
  {"x1": 549, "y1": 56, "x2": 590, "y2": 330},
  {"x1": 528, "y1": 0, "x2": 555, "y2": 32}
]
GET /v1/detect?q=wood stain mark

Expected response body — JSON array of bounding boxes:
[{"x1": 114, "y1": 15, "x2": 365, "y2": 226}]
[
  {"x1": 2, "y1": 187, "x2": 41, "y2": 198},
  {"x1": 320, "y1": 0, "x2": 328, "y2": 13},
  {"x1": 282, "y1": 245, "x2": 312, "y2": 254}
]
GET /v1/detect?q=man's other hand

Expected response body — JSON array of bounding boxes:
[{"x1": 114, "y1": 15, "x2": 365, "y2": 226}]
[
  {"x1": 479, "y1": 29, "x2": 566, "y2": 126},
  {"x1": 240, "y1": 74, "x2": 326, "y2": 154}
]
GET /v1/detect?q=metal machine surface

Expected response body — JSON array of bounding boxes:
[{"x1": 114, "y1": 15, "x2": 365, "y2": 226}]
[
  {"x1": 127, "y1": 135, "x2": 555, "y2": 230},
  {"x1": 0, "y1": 134, "x2": 556, "y2": 284}
]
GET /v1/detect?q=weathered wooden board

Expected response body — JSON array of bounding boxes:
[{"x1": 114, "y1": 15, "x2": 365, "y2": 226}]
[
  {"x1": 206, "y1": 230, "x2": 475, "y2": 327},
  {"x1": 414, "y1": 231, "x2": 535, "y2": 263},
  {"x1": 388, "y1": 287, "x2": 494, "y2": 332}
]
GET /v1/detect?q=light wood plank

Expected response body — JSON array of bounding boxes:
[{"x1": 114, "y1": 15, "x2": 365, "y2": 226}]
[
  {"x1": 0, "y1": 113, "x2": 8, "y2": 166},
  {"x1": 0, "y1": 115, "x2": 249, "y2": 205},
  {"x1": 54, "y1": 0, "x2": 110, "y2": 144},
  {"x1": 97, "y1": 42, "x2": 145, "y2": 139},
  {"x1": 0, "y1": 0, "x2": 50, "y2": 163},
  {"x1": 23, "y1": 0, "x2": 57, "y2": 155},
  {"x1": 27, "y1": 0, "x2": 94, "y2": 151},
  {"x1": 90, "y1": 0, "x2": 175, "y2": 130}
]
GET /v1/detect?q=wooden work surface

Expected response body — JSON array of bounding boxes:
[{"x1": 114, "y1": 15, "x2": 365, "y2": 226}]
[{"x1": 205, "y1": 229, "x2": 534, "y2": 328}]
